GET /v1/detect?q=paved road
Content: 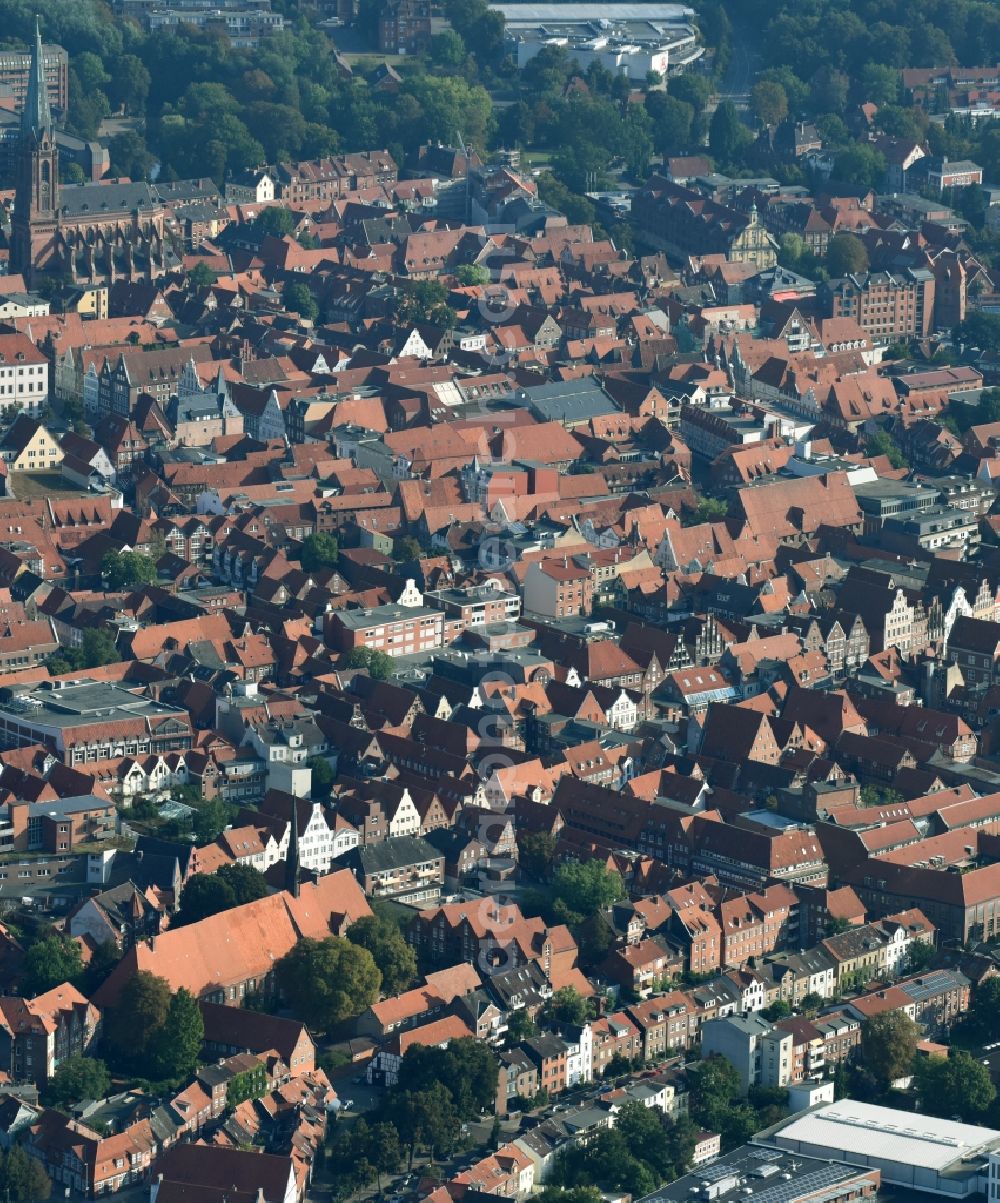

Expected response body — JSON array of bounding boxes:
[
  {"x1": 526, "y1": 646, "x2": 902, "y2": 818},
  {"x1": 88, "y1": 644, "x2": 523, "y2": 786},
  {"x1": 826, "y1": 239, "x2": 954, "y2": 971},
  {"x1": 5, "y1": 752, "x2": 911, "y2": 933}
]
[
  {"x1": 708, "y1": 19, "x2": 760, "y2": 112},
  {"x1": 718, "y1": 37, "x2": 754, "y2": 102}
]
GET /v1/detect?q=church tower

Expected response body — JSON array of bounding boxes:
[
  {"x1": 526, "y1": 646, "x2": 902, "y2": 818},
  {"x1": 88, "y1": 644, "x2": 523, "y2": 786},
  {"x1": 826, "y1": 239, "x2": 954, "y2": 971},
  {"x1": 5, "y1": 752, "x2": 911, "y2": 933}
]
[{"x1": 11, "y1": 20, "x2": 59, "y2": 283}]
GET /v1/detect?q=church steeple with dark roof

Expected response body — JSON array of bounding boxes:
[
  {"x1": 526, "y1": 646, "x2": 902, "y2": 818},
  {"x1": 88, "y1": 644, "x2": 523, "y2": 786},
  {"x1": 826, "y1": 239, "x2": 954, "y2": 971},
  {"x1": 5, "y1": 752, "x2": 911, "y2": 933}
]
[
  {"x1": 11, "y1": 16, "x2": 58, "y2": 283},
  {"x1": 21, "y1": 18, "x2": 52, "y2": 141},
  {"x1": 285, "y1": 798, "x2": 301, "y2": 899}
]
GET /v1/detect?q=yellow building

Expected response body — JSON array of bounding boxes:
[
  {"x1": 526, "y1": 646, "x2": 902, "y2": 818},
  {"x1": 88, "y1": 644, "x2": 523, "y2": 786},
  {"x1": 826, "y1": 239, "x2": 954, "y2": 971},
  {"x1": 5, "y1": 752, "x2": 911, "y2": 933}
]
[
  {"x1": 63, "y1": 283, "x2": 109, "y2": 321},
  {"x1": 0, "y1": 415, "x2": 63, "y2": 471}
]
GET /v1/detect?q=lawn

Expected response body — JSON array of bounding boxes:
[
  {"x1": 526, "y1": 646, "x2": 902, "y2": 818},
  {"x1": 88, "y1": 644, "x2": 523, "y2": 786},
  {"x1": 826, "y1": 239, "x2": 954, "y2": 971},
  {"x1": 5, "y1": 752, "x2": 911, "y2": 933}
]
[{"x1": 8, "y1": 471, "x2": 93, "y2": 500}]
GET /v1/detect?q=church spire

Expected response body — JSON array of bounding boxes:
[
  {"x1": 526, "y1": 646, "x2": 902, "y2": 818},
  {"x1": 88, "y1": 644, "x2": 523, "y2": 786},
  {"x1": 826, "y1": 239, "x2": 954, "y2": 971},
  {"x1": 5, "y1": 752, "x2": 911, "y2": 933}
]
[
  {"x1": 22, "y1": 18, "x2": 52, "y2": 141},
  {"x1": 285, "y1": 799, "x2": 301, "y2": 898}
]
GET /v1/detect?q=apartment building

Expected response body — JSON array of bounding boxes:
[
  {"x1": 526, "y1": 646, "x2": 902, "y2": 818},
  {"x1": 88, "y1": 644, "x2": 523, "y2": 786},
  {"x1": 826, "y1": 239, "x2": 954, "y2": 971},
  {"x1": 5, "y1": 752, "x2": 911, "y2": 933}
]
[
  {"x1": 327, "y1": 602, "x2": 445, "y2": 657},
  {"x1": 0, "y1": 984, "x2": 100, "y2": 1084},
  {"x1": 345, "y1": 835, "x2": 445, "y2": 904},
  {"x1": 0, "y1": 42, "x2": 67, "y2": 114},
  {"x1": 701, "y1": 1014, "x2": 793, "y2": 1092},
  {"x1": 425, "y1": 581, "x2": 522, "y2": 628},
  {"x1": 820, "y1": 270, "x2": 935, "y2": 341},
  {"x1": 0, "y1": 333, "x2": 49, "y2": 416},
  {"x1": 522, "y1": 559, "x2": 595, "y2": 619}
]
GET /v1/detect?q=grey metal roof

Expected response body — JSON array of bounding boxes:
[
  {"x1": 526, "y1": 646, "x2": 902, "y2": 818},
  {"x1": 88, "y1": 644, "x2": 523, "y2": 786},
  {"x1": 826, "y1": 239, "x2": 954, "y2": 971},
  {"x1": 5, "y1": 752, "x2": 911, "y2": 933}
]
[
  {"x1": 514, "y1": 376, "x2": 619, "y2": 423},
  {"x1": 495, "y1": 2, "x2": 694, "y2": 20},
  {"x1": 354, "y1": 835, "x2": 441, "y2": 874},
  {"x1": 773, "y1": 1100, "x2": 1000, "y2": 1172},
  {"x1": 59, "y1": 181, "x2": 161, "y2": 218}
]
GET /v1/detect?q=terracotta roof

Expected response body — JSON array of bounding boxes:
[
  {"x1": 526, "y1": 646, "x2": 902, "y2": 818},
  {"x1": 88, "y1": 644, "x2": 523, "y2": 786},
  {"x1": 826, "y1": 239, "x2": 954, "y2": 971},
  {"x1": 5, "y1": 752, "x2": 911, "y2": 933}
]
[{"x1": 95, "y1": 870, "x2": 371, "y2": 1004}]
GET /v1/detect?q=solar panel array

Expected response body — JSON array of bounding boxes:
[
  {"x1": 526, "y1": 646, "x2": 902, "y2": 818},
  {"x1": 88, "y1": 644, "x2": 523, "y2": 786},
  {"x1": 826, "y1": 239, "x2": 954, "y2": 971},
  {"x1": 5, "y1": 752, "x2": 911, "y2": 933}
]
[{"x1": 750, "y1": 1163, "x2": 855, "y2": 1203}]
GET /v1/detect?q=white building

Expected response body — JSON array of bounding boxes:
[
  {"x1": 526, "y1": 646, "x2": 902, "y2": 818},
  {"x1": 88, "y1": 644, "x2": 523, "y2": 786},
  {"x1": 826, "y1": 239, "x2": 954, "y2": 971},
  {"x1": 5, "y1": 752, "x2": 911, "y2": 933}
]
[
  {"x1": 0, "y1": 333, "x2": 49, "y2": 416},
  {"x1": 270, "y1": 799, "x2": 340, "y2": 874},
  {"x1": 773, "y1": 1100, "x2": 1000, "y2": 1198},
  {"x1": 564, "y1": 1023, "x2": 593, "y2": 1087},
  {"x1": 701, "y1": 1015, "x2": 793, "y2": 1093}
]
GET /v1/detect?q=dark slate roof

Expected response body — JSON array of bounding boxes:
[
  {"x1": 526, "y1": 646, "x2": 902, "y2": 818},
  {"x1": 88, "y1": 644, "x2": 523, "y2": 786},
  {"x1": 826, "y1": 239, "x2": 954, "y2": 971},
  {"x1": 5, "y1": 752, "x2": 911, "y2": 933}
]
[{"x1": 351, "y1": 834, "x2": 442, "y2": 874}]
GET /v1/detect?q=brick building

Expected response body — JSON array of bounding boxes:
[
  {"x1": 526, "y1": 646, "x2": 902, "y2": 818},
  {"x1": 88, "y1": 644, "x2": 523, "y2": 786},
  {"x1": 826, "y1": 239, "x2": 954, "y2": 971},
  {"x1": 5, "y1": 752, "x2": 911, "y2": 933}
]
[
  {"x1": 378, "y1": 0, "x2": 430, "y2": 54},
  {"x1": 820, "y1": 270, "x2": 935, "y2": 342}
]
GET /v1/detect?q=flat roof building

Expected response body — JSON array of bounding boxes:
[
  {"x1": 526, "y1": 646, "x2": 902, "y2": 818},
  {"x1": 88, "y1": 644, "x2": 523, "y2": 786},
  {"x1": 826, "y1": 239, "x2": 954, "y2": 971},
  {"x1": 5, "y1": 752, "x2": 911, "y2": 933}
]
[
  {"x1": 0, "y1": 680, "x2": 193, "y2": 766},
  {"x1": 769, "y1": 1100, "x2": 1000, "y2": 1196},
  {"x1": 640, "y1": 1144, "x2": 880, "y2": 1203}
]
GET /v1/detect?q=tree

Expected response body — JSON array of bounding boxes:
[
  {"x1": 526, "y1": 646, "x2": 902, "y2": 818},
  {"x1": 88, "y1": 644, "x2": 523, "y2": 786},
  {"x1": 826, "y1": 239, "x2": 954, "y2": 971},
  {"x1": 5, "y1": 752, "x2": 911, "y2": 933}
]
[
  {"x1": 669, "y1": 74, "x2": 712, "y2": 114},
  {"x1": 393, "y1": 535, "x2": 424, "y2": 562},
  {"x1": 831, "y1": 144, "x2": 886, "y2": 192},
  {"x1": 860, "y1": 1012, "x2": 918, "y2": 1090},
  {"x1": 101, "y1": 549, "x2": 157, "y2": 589},
  {"x1": 45, "y1": 1055, "x2": 111, "y2": 1109},
  {"x1": 709, "y1": 101, "x2": 749, "y2": 165},
  {"x1": 347, "y1": 914, "x2": 418, "y2": 996},
  {"x1": 300, "y1": 531, "x2": 339, "y2": 572},
  {"x1": 859, "y1": 63, "x2": 900, "y2": 106},
  {"x1": 398, "y1": 1037, "x2": 499, "y2": 1118},
  {"x1": 390, "y1": 1083, "x2": 461, "y2": 1165},
  {"x1": 188, "y1": 262, "x2": 218, "y2": 287},
  {"x1": 22, "y1": 936, "x2": 82, "y2": 995},
  {"x1": 604, "y1": 1052, "x2": 633, "y2": 1078},
  {"x1": 545, "y1": 987, "x2": 589, "y2": 1027},
  {"x1": 109, "y1": 54, "x2": 151, "y2": 114},
  {"x1": 664, "y1": 1114, "x2": 700, "y2": 1177},
  {"x1": 751, "y1": 80, "x2": 788, "y2": 126},
  {"x1": 282, "y1": 280, "x2": 318, "y2": 321},
  {"x1": 554, "y1": 1124, "x2": 657, "y2": 1196},
  {"x1": 681, "y1": 496, "x2": 729, "y2": 526},
  {"x1": 277, "y1": 937, "x2": 381, "y2": 1031},
  {"x1": 506, "y1": 1007, "x2": 537, "y2": 1044},
  {"x1": 341, "y1": 646, "x2": 394, "y2": 680},
  {"x1": 369, "y1": 1121, "x2": 403, "y2": 1190},
  {"x1": 517, "y1": 830, "x2": 558, "y2": 880},
  {"x1": 860, "y1": 785, "x2": 904, "y2": 807},
  {"x1": 537, "y1": 173, "x2": 598, "y2": 227},
  {"x1": 688, "y1": 1054, "x2": 769, "y2": 1148},
  {"x1": 690, "y1": 1054, "x2": 742, "y2": 1124},
  {"x1": 175, "y1": 863, "x2": 268, "y2": 926},
  {"x1": 175, "y1": 874, "x2": 237, "y2": 927},
  {"x1": 454, "y1": 264, "x2": 490, "y2": 287},
  {"x1": 551, "y1": 860, "x2": 623, "y2": 924},
  {"x1": 108, "y1": 130, "x2": 154, "y2": 180},
  {"x1": 150, "y1": 987, "x2": 204, "y2": 1080},
  {"x1": 536, "y1": 1189, "x2": 604, "y2": 1203},
  {"x1": 106, "y1": 971, "x2": 172, "y2": 1069},
  {"x1": 826, "y1": 232, "x2": 870, "y2": 277},
  {"x1": 865, "y1": 428, "x2": 908, "y2": 469},
  {"x1": 915, "y1": 1051, "x2": 996, "y2": 1120},
  {"x1": 81, "y1": 938, "x2": 120, "y2": 996},
  {"x1": 907, "y1": 940, "x2": 936, "y2": 973},
  {"x1": 192, "y1": 797, "x2": 235, "y2": 844},
  {"x1": 644, "y1": 92, "x2": 694, "y2": 156},
  {"x1": 308, "y1": 755, "x2": 334, "y2": 799},
  {"x1": 401, "y1": 74, "x2": 492, "y2": 150},
  {"x1": 810, "y1": 66, "x2": 849, "y2": 113},
  {"x1": 47, "y1": 627, "x2": 120, "y2": 675},
  {"x1": 576, "y1": 911, "x2": 615, "y2": 970},
  {"x1": 763, "y1": 999, "x2": 792, "y2": 1021},
  {"x1": 615, "y1": 1100, "x2": 676, "y2": 1180},
  {"x1": 0, "y1": 1145, "x2": 51, "y2": 1202},
  {"x1": 968, "y1": 977, "x2": 1000, "y2": 1041},
  {"x1": 398, "y1": 279, "x2": 457, "y2": 328},
  {"x1": 957, "y1": 312, "x2": 1000, "y2": 352},
  {"x1": 253, "y1": 207, "x2": 298, "y2": 238}
]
